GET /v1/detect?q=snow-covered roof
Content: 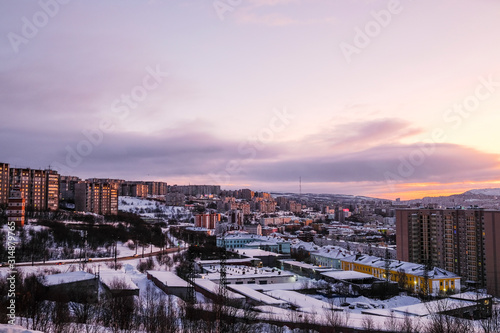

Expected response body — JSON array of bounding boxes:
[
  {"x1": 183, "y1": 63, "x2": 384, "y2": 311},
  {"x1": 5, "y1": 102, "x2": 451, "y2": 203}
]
[
  {"x1": 227, "y1": 285, "x2": 287, "y2": 305},
  {"x1": 392, "y1": 299, "x2": 476, "y2": 317},
  {"x1": 193, "y1": 278, "x2": 245, "y2": 300},
  {"x1": 450, "y1": 292, "x2": 492, "y2": 301},
  {"x1": 201, "y1": 265, "x2": 294, "y2": 281},
  {"x1": 342, "y1": 255, "x2": 459, "y2": 279},
  {"x1": 265, "y1": 290, "x2": 340, "y2": 313},
  {"x1": 100, "y1": 270, "x2": 139, "y2": 291},
  {"x1": 237, "y1": 249, "x2": 282, "y2": 257},
  {"x1": 40, "y1": 271, "x2": 96, "y2": 287},
  {"x1": 242, "y1": 282, "x2": 305, "y2": 292},
  {"x1": 147, "y1": 271, "x2": 189, "y2": 288},
  {"x1": 321, "y1": 270, "x2": 374, "y2": 281},
  {"x1": 290, "y1": 241, "x2": 320, "y2": 252},
  {"x1": 311, "y1": 246, "x2": 353, "y2": 259},
  {"x1": 280, "y1": 260, "x2": 334, "y2": 272}
]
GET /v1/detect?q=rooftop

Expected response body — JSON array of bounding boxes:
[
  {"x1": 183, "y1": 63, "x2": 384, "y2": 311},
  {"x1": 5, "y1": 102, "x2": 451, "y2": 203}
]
[{"x1": 40, "y1": 271, "x2": 96, "y2": 287}]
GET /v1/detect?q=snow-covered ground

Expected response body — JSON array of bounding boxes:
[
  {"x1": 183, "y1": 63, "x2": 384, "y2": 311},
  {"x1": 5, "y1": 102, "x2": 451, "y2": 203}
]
[
  {"x1": 119, "y1": 196, "x2": 193, "y2": 221},
  {"x1": 467, "y1": 188, "x2": 500, "y2": 196}
]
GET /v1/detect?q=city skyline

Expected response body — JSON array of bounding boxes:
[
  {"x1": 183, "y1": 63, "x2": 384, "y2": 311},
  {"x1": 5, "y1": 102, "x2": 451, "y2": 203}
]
[{"x1": 1, "y1": 0, "x2": 500, "y2": 200}]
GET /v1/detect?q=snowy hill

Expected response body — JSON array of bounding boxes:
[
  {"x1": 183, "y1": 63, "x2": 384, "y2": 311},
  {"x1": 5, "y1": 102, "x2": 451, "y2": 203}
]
[
  {"x1": 464, "y1": 188, "x2": 500, "y2": 196},
  {"x1": 119, "y1": 196, "x2": 192, "y2": 221}
]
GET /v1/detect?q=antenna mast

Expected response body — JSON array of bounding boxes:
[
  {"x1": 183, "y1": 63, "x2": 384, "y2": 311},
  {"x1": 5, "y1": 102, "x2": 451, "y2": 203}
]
[{"x1": 299, "y1": 176, "x2": 302, "y2": 202}]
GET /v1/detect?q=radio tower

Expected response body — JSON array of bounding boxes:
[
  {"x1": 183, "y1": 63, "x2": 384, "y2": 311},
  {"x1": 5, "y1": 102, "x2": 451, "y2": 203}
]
[
  {"x1": 186, "y1": 255, "x2": 195, "y2": 304},
  {"x1": 299, "y1": 176, "x2": 302, "y2": 203}
]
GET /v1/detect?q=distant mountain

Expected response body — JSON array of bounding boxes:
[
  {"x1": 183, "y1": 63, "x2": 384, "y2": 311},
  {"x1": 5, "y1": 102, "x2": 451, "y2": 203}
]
[
  {"x1": 463, "y1": 188, "x2": 500, "y2": 196},
  {"x1": 404, "y1": 188, "x2": 500, "y2": 210}
]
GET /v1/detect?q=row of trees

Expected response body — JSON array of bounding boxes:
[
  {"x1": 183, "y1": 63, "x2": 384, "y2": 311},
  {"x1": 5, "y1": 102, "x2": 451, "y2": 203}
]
[{"x1": 0, "y1": 211, "x2": 168, "y2": 263}]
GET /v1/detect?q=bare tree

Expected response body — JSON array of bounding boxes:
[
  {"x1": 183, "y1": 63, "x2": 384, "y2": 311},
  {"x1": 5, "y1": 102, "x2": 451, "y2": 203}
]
[
  {"x1": 424, "y1": 299, "x2": 473, "y2": 333},
  {"x1": 384, "y1": 311, "x2": 399, "y2": 332},
  {"x1": 52, "y1": 298, "x2": 71, "y2": 333},
  {"x1": 480, "y1": 306, "x2": 500, "y2": 333},
  {"x1": 323, "y1": 299, "x2": 345, "y2": 331},
  {"x1": 18, "y1": 272, "x2": 53, "y2": 332},
  {"x1": 362, "y1": 315, "x2": 377, "y2": 331},
  {"x1": 70, "y1": 301, "x2": 101, "y2": 333},
  {"x1": 101, "y1": 278, "x2": 139, "y2": 333},
  {"x1": 397, "y1": 312, "x2": 422, "y2": 333}
]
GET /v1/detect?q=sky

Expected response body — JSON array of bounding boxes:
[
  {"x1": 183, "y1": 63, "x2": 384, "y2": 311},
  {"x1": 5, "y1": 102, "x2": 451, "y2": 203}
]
[{"x1": 1, "y1": 0, "x2": 500, "y2": 200}]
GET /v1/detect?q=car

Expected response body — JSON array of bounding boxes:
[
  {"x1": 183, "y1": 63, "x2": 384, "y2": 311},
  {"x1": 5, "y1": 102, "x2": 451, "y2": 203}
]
[{"x1": 340, "y1": 302, "x2": 350, "y2": 307}]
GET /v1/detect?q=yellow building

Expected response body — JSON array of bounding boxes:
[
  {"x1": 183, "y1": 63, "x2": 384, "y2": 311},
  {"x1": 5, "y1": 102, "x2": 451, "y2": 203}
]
[{"x1": 341, "y1": 254, "x2": 460, "y2": 296}]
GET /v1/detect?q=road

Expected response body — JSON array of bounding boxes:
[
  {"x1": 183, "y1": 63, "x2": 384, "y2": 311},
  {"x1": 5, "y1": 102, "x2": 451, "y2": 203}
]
[{"x1": 13, "y1": 246, "x2": 186, "y2": 267}]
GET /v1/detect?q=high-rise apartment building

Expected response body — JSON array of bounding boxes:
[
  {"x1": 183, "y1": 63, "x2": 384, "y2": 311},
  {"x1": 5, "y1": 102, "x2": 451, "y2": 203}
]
[
  {"x1": 75, "y1": 181, "x2": 118, "y2": 215},
  {"x1": 7, "y1": 186, "x2": 25, "y2": 227},
  {"x1": 396, "y1": 208, "x2": 500, "y2": 296},
  {"x1": 60, "y1": 176, "x2": 81, "y2": 200},
  {"x1": 7, "y1": 165, "x2": 60, "y2": 211},
  {"x1": 0, "y1": 163, "x2": 9, "y2": 205},
  {"x1": 121, "y1": 182, "x2": 148, "y2": 198},
  {"x1": 168, "y1": 185, "x2": 221, "y2": 196},
  {"x1": 46, "y1": 170, "x2": 60, "y2": 211},
  {"x1": 194, "y1": 213, "x2": 220, "y2": 229},
  {"x1": 145, "y1": 181, "x2": 168, "y2": 196}
]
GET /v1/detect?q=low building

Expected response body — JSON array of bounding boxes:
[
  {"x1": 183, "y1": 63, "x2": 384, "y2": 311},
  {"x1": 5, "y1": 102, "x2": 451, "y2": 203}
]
[
  {"x1": 193, "y1": 278, "x2": 246, "y2": 303},
  {"x1": 200, "y1": 264, "x2": 296, "y2": 286},
  {"x1": 280, "y1": 260, "x2": 334, "y2": 279},
  {"x1": 38, "y1": 271, "x2": 98, "y2": 303},
  {"x1": 245, "y1": 223, "x2": 262, "y2": 236},
  {"x1": 100, "y1": 270, "x2": 139, "y2": 297},
  {"x1": 147, "y1": 271, "x2": 190, "y2": 300},
  {"x1": 310, "y1": 246, "x2": 352, "y2": 269},
  {"x1": 341, "y1": 254, "x2": 461, "y2": 296}
]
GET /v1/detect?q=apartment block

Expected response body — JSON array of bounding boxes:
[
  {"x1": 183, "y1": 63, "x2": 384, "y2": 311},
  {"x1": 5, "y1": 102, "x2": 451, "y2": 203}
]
[
  {"x1": 194, "y1": 213, "x2": 220, "y2": 229},
  {"x1": 396, "y1": 209, "x2": 500, "y2": 296},
  {"x1": 145, "y1": 181, "x2": 168, "y2": 196},
  {"x1": 75, "y1": 181, "x2": 118, "y2": 215},
  {"x1": 8, "y1": 166, "x2": 60, "y2": 211},
  {"x1": 0, "y1": 163, "x2": 9, "y2": 205},
  {"x1": 168, "y1": 185, "x2": 221, "y2": 196},
  {"x1": 7, "y1": 187, "x2": 25, "y2": 227},
  {"x1": 46, "y1": 170, "x2": 60, "y2": 211},
  {"x1": 121, "y1": 182, "x2": 148, "y2": 198},
  {"x1": 60, "y1": 176, "x2": 81, "y2": 200}
]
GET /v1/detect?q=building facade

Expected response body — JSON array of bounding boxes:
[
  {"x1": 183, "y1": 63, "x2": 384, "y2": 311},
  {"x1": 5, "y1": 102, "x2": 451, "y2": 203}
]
[
  {"x1": 396, "y1": 208, "x2": 500, "y2": 296},
  {"x1": 341, "y1": 254, "x2": 461, "y2": 296},
  {"x1": 7, "y1": 187, "x2": 25, "y2": 227},
  {"x1": 75, "y1": 181, "x2": 118, "y2": 215},
  {"x1": 6, "y1": 165, "x2": 60, "y2": 211},
  {"x1": 194, "y1": 213, "x2": 220, "y2": 229},
  {"x1": 0, "y1": 163, "x2": 9, "y2": 205}
]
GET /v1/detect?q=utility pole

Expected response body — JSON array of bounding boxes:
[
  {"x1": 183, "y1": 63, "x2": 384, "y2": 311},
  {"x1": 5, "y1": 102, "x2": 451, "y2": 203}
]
[{"x1": 216, "y1": 231, "x2": 228, "y2": 333}]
